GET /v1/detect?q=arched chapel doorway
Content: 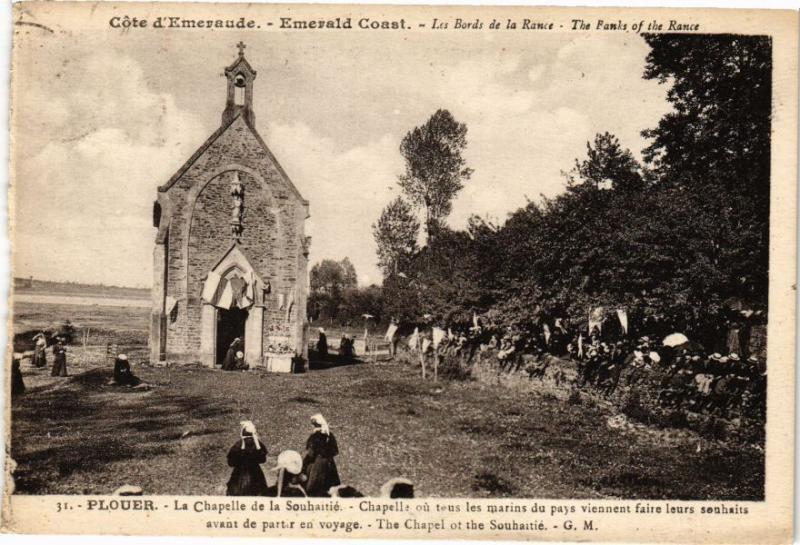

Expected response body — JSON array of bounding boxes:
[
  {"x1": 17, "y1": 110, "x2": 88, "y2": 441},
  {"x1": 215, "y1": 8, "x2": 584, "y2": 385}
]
[
  {"x1": 216, "y1": 307, "x2": 249, "y2": 367},
  {"x1": 199, "y1": 244, "x2": 266, "y2": 368}
]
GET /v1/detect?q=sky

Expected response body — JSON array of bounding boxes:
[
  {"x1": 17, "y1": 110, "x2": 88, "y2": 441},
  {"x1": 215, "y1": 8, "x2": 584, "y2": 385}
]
[{"x1": 11, "y1": 27, "x2": 670, "y2": 288}]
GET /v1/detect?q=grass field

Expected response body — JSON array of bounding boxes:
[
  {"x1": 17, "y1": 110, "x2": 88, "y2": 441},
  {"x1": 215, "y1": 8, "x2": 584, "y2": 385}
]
[
  {"x1": 10, "y1": 352, "x2": 763, "y2": 498},
  {"x1": 9, "y1": 299, "x2": 763, "y2": 499}
]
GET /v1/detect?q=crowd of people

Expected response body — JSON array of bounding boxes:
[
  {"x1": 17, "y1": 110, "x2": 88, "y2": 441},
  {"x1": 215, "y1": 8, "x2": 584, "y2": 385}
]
[
  {"x1": 314, "y1": 328, "x2": 357, "y2": 364},
  {"x1": 226, "y1": 414, "x2": 341, "y2": 497},
  {"x1": 225, "y1": 413, "x2": 412, "y2": 498},
  {"x1": 11, "y1": 327, "x2": 147, "y2": 396},
  {"x1": 387, "y1": 308, "x2": 767, "y2": 421},
  {"x1": 568, "y1": 333, "x2": 766, "y2": 419}
]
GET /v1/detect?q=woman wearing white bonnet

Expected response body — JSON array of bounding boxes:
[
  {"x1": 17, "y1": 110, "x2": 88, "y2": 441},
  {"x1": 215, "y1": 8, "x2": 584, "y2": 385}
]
[
  {"x1": 266, "y1": 450, "x2": 307, "y2": 497},
  {"x1": 225, "y1": 420, "x2": 268, "y2": 496},
  {"x1": 302, "y1": 413, "x2": 341, "y2": 496}
]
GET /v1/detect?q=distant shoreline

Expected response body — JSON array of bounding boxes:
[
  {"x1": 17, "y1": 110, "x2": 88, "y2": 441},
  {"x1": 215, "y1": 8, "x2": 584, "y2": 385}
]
[
  {"x1": 13, "y1": 293, "x2": 150, "y2": 308},
  {"x1": 13, "y1": 277, "x2": 149, "y2": 300}
]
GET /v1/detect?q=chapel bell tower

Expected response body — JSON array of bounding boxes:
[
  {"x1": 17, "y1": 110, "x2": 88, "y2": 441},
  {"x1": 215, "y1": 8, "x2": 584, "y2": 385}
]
[{"x1": 222, "y1": 41, "x2": 257, "y2": 127}]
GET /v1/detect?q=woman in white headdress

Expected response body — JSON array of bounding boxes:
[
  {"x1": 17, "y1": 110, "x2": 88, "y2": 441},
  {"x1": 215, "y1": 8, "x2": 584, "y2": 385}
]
[
  {"x1": 31, "y1": 332, "x2": 47, "y2": 368},
  {"x1": 113, "y1": 354, "x2": 140, "y2": 386},
  {"x1": 226, "y1": 420, "x2": 268, "y2": 496},
  {"x1": 265, "y1": 450, "x2": 307, "y2": 497},
  {"x1": 303, "y1": 413, "x2": 340, "y2": 496}
]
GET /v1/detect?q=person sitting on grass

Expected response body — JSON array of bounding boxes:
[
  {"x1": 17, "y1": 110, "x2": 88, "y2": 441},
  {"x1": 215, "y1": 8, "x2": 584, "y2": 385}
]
[
  {"x1": 113, "y1": 354, "x2": 141, "y2": 387},
  {"x1": 225, "y1": 351, "x2": 248, "y2": 371},
  {"x1": 50, "y1": 337, "x2": 68, "y2": 377},
  {"x1": 380, "y1": 477, "x2": 415, "y2": 498},
  {"x1": 303, "y1": 414, "x2": 341, "y2": 497},
  {"x1": 226, "y1": 420, "x2": 268, "y2": 496},
  {"x1": 266, "y1": 450, "x2": 307, "y2": 497},
  {"x1": 222, "y1": 338, "x2": 246, "y2": 371}
]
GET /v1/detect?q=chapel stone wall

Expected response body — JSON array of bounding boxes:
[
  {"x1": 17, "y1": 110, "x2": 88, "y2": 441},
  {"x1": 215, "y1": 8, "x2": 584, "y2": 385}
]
[{"x1": 156, "y1": 115, "x2": 308, "y2": 363}]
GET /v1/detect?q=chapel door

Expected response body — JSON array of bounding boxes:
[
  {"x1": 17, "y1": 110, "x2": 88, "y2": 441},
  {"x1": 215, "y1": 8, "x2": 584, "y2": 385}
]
[{"x1": 216, "y1": 308, "x2": 249, "y2": 367}]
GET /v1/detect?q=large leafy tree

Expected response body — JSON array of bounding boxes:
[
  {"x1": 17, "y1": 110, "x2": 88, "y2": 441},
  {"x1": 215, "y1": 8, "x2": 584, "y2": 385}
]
[
  {"x1": 567, "y1": 132, "x2": 645, "y2": 193},
  {"x1": 339, "y1": 257, "x2": 358, "y2": 288},
  {"x1": 310, "y1": 258, "x2": 356, "y2": 296},
  {"x1": 642, "y1": 34, "x2": 771, "y2": 201},
  {"x1": 377, "y1": 34, "x2": 771, "y2": 338},
  {"x1": 642, "y1": 34, "x2": 772, "y2": 304},
  {"x1": 398, "y1": 109, "x2": 473, "y2": 239},
  {"x1": 372, "y1": 197, "x2": 420, "y2": 276}
]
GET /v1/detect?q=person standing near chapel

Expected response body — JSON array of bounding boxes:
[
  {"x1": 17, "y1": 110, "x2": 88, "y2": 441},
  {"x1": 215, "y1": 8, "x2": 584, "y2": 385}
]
[
  {"x1": 316, "y1": 328, "x2": 328, "y2": 358},
  {"x1": 32, "y1": 332, "x2": 47, "y2": 368},
  {"x1": 303, "y1": 414, "x2": 341, "y2": 497},
  {"x1": 50, "y1": 337, "x2": 67, "y2": 377}
]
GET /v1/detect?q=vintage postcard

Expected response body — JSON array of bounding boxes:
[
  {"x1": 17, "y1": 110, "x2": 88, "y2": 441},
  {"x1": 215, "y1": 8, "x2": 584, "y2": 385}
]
[{"x1": 3, "y1": 2, "x2": 797, "y2": 543}]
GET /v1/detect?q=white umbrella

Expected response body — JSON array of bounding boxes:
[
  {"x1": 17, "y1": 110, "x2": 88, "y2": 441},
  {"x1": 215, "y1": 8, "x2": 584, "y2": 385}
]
[{"x1": 662, "y1": 333, "x2": 689, "y2": 347}]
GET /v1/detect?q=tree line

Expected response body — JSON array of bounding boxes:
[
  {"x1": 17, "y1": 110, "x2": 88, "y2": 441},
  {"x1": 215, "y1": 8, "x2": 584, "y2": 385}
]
[{"x1": 370, "y1": 34, "x2": 771, "y2": 342}]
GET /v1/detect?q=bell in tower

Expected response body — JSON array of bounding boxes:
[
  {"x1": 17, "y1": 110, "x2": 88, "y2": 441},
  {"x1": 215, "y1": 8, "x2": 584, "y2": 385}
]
[{"x1": 222, "y1": 42, "x2": 257, "y2": 127}]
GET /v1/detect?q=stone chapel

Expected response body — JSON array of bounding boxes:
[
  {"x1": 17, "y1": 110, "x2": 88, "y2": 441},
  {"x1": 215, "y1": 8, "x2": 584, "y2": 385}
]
[{"x1": 150, "y1": 44, "x2": 309, "y2": 372}]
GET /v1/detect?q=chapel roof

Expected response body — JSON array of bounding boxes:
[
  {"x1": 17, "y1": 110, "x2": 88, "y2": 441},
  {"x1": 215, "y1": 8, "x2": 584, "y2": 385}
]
[{"x1": 157, "y1": 111, "x2": 308, "y2": 207}]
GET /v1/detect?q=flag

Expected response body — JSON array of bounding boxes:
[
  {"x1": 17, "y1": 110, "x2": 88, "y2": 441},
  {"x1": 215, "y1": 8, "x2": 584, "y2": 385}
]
[
  {"x1": 229, "y1": 276, "x2": 247, "y2": 308},
  {"x1": 246, "y1": 272, "x2": 255, "y2": 301},
  {"x1": 165, "y1": 296, "x2": 178, "y2": 315},
  {"x1": 432, "y1": 327, "x2": 446, "y2": 348},
  {"x1": 201, "y1": 272, "x2": 236, "y2": 309},
  {"x1": 216, "y1": 281, "x2": 234, "y2": 309},
  {"x1": 616, "y1": 309, "x2": 629, "y2": 334},
  {"x1": 385, "y1": 324, "x2": 398, "y2": 341},
  {"x1": 408, "y1": 327, "x2": 419, "y2": 350},
  {"x1": 201, "y1": 271, "x2": 222, "y2": 304}
]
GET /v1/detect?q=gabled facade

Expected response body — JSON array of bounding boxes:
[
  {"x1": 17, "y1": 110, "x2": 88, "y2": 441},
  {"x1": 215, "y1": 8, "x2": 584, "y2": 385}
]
[{"x1": 150, "y1": 45, "x2": 310, "y2": 371}]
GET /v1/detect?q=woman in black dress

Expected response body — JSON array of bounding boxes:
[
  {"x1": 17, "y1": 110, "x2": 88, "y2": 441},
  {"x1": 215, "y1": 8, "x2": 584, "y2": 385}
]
[
  {"x1": 316, "y1": 328, "x2": 328, "y2": 358},
  {"x1": 226, "y1": 421, "x2": 268, "y2": 496},
  {"x1": 222, "y1": 338, "x2": 246, "y2": 370},
  {"x1": 113, "y1": 354, "x2": 141, "y2": 386},
  {"x1": 303, "y1": 414, "x2": 341, "y2": 497},
  {"x1": 50, "y1": 337, "x2": 67, "y2": 377}
]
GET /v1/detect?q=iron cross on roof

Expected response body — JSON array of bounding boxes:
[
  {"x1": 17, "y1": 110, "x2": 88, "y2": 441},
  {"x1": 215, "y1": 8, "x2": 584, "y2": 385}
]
[{"x1": 236, "y1": 41, "x2": 246, "y2": 57}]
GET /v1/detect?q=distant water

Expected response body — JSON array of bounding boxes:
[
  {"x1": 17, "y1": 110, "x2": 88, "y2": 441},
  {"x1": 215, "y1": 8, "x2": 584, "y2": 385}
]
[{"x1": 13, "y1": 293, "x2": 151, "y2": 308}]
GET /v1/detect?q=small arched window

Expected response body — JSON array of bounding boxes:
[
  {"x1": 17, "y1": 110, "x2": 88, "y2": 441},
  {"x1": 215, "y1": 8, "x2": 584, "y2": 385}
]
[
  {"x1": 234, "y1": 73, "x2": 246, "y2": 106},
  {"x1": 152, "y1": 201, "x2": 162, "y2": 228}
]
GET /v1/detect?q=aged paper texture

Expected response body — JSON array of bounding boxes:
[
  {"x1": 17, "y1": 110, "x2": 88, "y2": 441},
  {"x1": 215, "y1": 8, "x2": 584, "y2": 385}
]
[{"x1": 3, "y1": 2, "x2": 797, "y2": 543}]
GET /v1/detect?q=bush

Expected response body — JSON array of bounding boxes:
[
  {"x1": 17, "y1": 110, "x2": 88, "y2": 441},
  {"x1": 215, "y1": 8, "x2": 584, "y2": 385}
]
[{"x1": 436, "y1": 355, "x2": 473, "y2": 381}]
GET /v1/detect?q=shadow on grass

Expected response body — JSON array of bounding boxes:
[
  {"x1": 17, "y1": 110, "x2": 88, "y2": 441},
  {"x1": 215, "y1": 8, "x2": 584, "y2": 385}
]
[
  {"x1": 11, "y1": 368, "x2": 235, "y2": 494},
  {"x1": 308, "y1": 349, "x2": 365, "y2": 371}
]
